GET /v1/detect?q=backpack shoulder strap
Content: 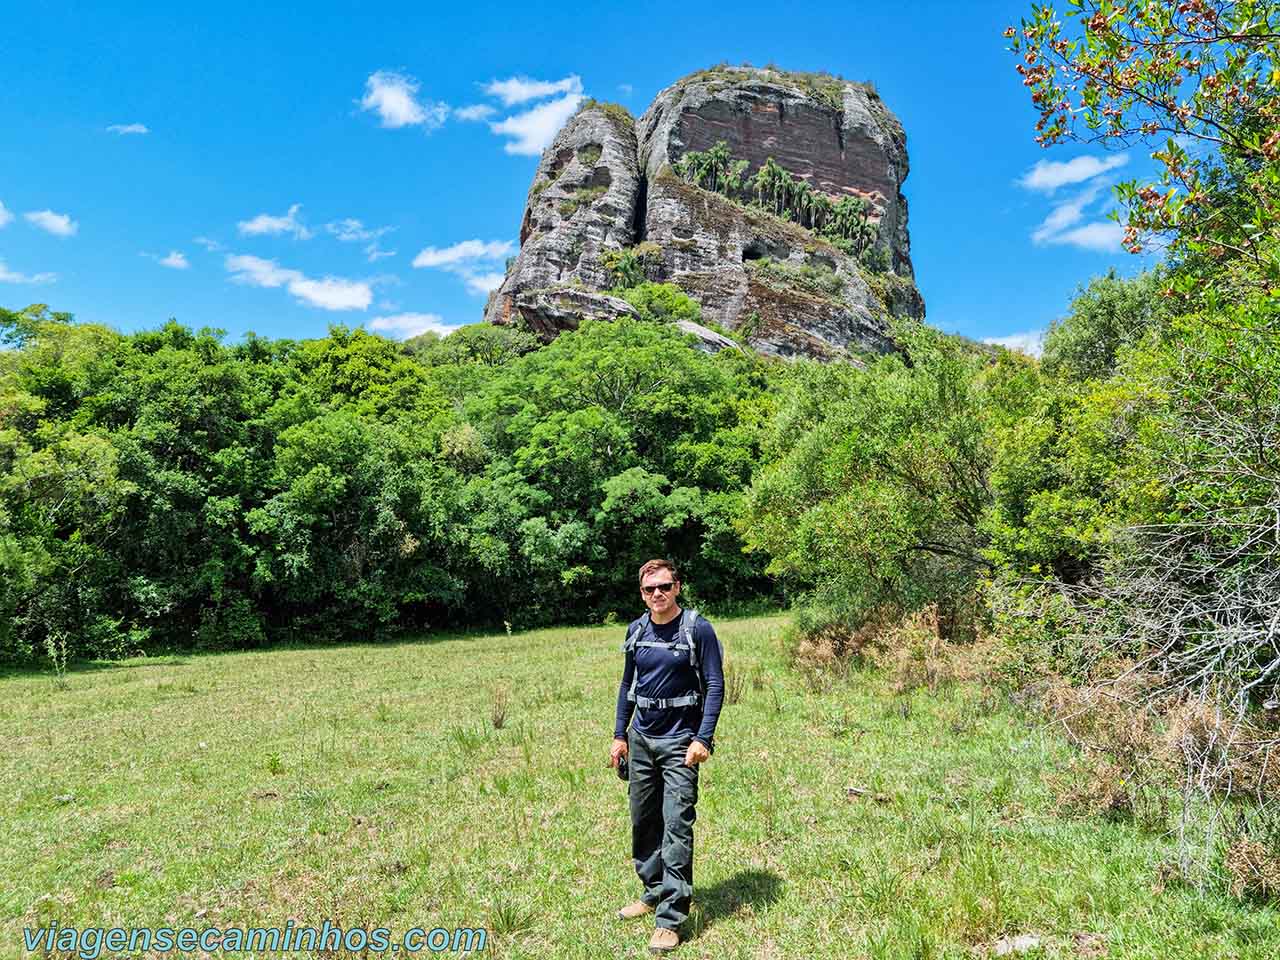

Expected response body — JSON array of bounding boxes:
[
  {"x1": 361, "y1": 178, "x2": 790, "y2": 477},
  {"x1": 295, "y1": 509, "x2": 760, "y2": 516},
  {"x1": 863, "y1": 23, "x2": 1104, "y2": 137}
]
[
  {"x1": 622, "y1": 612, "x2": 650, "y2": 653},
  {"x1": 625, "y1": 612, "x2": 650, "y2": 706},
  {"x1": 682, "y1": 609, "x2": 701, "y2": 673}
]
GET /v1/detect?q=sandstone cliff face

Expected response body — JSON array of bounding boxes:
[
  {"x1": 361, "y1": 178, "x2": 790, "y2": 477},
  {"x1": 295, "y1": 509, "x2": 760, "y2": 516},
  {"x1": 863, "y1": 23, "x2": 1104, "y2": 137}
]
[
  {"x1": 486, "y1": 66, "x2": 924, "y2": 360},
  {"x1": 639, "y1": 68, "x2": 914, "y2": 279},
  {"x1": 485, "y1": 107, "x2": 641, "y2": 327}
]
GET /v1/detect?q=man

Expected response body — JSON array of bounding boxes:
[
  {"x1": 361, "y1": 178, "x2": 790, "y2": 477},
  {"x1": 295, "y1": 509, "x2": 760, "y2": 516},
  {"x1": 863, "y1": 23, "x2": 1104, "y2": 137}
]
[{"x1": 609, "y1": 558, "x2": 725, "y2": 954}]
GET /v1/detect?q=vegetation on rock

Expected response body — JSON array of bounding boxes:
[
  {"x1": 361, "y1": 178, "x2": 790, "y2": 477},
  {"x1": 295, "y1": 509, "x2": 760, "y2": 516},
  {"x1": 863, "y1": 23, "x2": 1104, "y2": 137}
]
[
  {"x1": 557, "y1": 185, "x2": 606, "y2": 218},
  {"x1": 746, "y1": 257, "x2": 844, "y2": 299},
  {"x1": 675, "y1": 141, "x2": 886, "y2": 269},
  {"x1": 600, "y1": 242, "x2": 663, "y2": 289},
  {"x1": 573, "y1": 99, "x2": 635, "y2": 139}
]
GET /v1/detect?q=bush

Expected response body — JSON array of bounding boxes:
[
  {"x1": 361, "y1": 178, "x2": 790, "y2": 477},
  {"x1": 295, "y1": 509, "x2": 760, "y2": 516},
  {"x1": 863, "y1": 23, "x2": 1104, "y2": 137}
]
[
  {"x1": 601, "y1": 244, "x2": 663, "y2": 290},
  {"x1": 1225, "y1": 837, "x2": 1280, "y2": 904},
  {"x1": 615, "y1": 281, "x2": 701, "y2": 325},
  {"x1": 742, "y1": 320, "x2": 995, "y2": 642}
]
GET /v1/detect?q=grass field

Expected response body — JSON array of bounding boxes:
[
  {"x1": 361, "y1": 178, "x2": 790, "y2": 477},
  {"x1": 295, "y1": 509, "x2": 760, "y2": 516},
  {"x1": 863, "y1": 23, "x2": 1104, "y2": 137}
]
[{"x1": 2, "y1": 614, "x2": 1277, "y2": 959}]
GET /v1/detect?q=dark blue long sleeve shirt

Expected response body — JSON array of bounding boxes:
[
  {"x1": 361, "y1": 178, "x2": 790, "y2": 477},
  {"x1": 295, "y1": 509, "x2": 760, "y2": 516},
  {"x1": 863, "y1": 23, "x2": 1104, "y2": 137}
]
[{"x1": 613, "y1": 608, "x2": 724, "y2": 752}]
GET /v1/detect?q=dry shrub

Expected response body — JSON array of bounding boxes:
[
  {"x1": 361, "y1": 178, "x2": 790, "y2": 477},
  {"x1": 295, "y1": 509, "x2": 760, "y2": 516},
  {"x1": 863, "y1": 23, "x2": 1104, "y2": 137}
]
[
  {"x1": 1034, "y1": 670, "x2": 1172, "y2": 825},
  {"x1": 1048, "y1": 754, "x2": 1133, "y2": 817},
  {"x1": 1030, "y1": 669, "x2": 1280, "y2": 854},
  {"x1": 789, "y1": 606, "x2": 895, "y2": 676},
  {"x1": 1038, "y1": 669, "x2": 1164, "y2": 764},
  {"x1": 1029, "y1": 667, "x2": 1280, "y2": 802},
  {"x1": 1224, "y1": 838, "x2": 1280, "y2": 903},
  {"x1": 788, "y1": 602, "x2": 993, "y2": 698},
  {"x1": 1162, "y1": 700, "x2": 1280, "y2": 801},
  {"x1": 874, "y1": 605, "x2": 980, "y2": 696},
  {"x1": 1045, "y1": 749, "x2": 1170, "y2": 829}
]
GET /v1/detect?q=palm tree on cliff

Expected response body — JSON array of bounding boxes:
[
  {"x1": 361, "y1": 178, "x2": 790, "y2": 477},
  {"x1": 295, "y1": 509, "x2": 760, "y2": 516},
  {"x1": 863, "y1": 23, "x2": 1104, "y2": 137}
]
[
  {"x1": 827, "y1": 195, "x2": 874, "y2": 250},
  {"x1": 703, "y1": 141, "x2": 733, "y2": 195},
  {"x1": 809, "y1": 192, "x2": 832, "y2": 233},
  {"x1": 753, "y1": 158, "x2": 794, "y2": 218},
  {"x1": 722, "y1": 158, "x2": 749, "y2": 200}
]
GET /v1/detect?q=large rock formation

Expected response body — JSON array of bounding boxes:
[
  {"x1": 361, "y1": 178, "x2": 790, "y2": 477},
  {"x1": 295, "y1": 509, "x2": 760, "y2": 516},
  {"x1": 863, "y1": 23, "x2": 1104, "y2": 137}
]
[
  {"x1": 489, "y1": 106, "x2": 642, "y2": 322},
  {"x1": 485, "y1": 66, "x2": 924, "y2": 360}
]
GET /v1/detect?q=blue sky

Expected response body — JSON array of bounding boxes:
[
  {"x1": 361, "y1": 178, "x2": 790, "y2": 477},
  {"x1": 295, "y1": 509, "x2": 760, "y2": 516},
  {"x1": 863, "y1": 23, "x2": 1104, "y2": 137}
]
[{"x1": 0, "y1": 1, "x2": 1161, "y2": 354}]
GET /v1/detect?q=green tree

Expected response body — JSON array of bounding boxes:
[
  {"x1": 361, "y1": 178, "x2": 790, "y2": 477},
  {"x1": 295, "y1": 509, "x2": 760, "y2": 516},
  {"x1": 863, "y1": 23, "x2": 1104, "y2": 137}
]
[
  {"x1": 742, "y1": 321, "x2": 994, "y2": 637},
  {"x1": 1007, "y1": 0, "x2": 1280, "y2": 296},
  {"x1": 1041, "y1": 269, "x2": 1166, "y2": 381}
]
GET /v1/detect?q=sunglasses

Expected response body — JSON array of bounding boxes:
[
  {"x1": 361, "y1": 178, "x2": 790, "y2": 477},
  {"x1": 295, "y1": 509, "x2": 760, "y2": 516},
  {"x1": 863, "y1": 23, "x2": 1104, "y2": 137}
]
[{"x1": 641, "y1": 581, "x2": 676, "y2": 596}]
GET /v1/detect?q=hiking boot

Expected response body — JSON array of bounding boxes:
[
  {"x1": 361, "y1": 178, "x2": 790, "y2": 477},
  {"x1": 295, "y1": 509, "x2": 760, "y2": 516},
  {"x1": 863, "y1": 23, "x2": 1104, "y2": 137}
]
[
  {"x1": 616, "y1": 900, "x2": 655, "y2": 920},
  {"x1": 649, "y1": 927, "x2": 680, "y2": 953}
]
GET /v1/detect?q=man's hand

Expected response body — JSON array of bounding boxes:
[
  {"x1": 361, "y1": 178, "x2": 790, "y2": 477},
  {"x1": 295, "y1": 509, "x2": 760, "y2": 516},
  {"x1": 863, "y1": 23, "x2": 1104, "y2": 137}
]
[
  {"x1": 684, "y1": 740, "x2": 710, "y2": 766},
  {"x1": 609, "y1": 737, "x2": 628, "y2": 768}
]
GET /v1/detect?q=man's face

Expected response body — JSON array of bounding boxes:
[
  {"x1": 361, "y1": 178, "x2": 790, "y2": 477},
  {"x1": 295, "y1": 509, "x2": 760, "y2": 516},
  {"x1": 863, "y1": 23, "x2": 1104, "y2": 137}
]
[{"x1": 640, "y1": 569, "x2": 681, "y2": 616}]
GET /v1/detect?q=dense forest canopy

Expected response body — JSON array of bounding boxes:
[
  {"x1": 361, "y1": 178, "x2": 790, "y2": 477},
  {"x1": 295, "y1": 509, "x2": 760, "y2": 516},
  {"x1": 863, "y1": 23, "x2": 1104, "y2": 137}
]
[{"x1": 0, "y1": 306, "x2": 785, "y2": 661}]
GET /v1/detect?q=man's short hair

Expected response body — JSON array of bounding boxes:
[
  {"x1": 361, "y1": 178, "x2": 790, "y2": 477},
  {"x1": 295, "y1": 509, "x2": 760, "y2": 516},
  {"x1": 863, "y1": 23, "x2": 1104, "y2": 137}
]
[{"x1": 638, "y1": 558, "x2": 679, "y2": 585}]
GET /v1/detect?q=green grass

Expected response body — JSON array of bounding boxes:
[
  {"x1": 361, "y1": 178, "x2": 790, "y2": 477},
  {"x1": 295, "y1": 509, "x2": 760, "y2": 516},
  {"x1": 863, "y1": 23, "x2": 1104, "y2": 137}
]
[
  {"x1": 2, "y1": 615, "x2": 1277, "y2": 958},
  {"x1": 558, "y1": 186, "x2": 606, "y2": 218}
]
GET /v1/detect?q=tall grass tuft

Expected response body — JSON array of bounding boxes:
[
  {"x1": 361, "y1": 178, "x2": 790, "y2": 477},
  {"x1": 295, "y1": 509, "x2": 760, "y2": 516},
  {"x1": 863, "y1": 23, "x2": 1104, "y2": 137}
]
[{"x1": 491, "y1": 685, "x2": 510, "y2": 730}]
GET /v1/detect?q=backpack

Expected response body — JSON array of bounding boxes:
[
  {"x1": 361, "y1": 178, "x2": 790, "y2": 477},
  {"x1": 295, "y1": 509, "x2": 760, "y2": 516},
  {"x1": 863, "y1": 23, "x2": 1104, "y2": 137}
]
[{"x1": 621, "y1": 608, "x2": 721, "y2": 711}]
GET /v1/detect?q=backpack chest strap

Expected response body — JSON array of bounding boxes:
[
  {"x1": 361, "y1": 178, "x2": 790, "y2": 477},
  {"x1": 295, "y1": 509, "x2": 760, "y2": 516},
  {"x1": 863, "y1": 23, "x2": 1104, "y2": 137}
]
[
  {"x1": 633, "y1": 640, "x2": 693, "y2": 652},
  {"x1": 630, "y1": 691, "x2": 701, "y2": 710}
]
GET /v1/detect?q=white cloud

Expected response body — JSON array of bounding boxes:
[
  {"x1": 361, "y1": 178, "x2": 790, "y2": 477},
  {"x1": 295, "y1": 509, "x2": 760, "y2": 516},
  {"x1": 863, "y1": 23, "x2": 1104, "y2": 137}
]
[
  {"x1": 289, "y1": 276, "x2": 373, "y2": 311},
  {"x1": 325, "y1": 218, "x2": 392, "y2": 243},
  {"x1": 413, "y1": 238, "x2": 514, "y2": 296},
  {"x1": 489, "y1": 93, "x2": 585, "y2": 155},
  {"x1": 143, "y1": 250, "x2": 191, "y2": 269},
  {"x1": 193, "y1": 236, "x2": 223, "y2": 251},
  {"x1": 324, "y1": 218, "x2": 398, "y2": 261},
  {"x1": 0, "y1": 259, "x2": 56, "y2": 284},
  {"x1": 107, "y1": 123, "x2": 149, "y2": 135},
  {"x1": 464, "y1": 272, "x2": 506, "y2": 295},
  {"x1": 368, "y1": 312, "x2": 457, "y2": 339},
  {"x1": 412, "y1": 239, "x2": 514, "y2": 268},
  {"x1": 1043, "y1": 221, "x2": 1126, "y2": 252},
  {"x1": 983, "y1": 330, "x2": 1045, "y2": 357},
  {"x1": 226, "y1": 254, "x2": 299, "y2": 288},
  {"x1": 618, "y1": 83, "x2": 634, "y2": 96},
  {"x1": 1023, "y1": 159, "x2": 1126, "y2": 252},
  {"x1": 238, "y1": 203, "x2": 313, "y2": 239},
  {"x1": 455, "y1": 104, "x2": 496, "y2": 121},
  {"x1": 1030, "y1": 182, "x2": 1104, "y2": 245},
  {"x1": 360, "y1": 71, "x2": 448, "y2": 130},
  {"x1": 483, "y1": 75, "x2": 582, "y2": 107},
  {"x1": 25, "y1": 209, "x2": 78, "y2": 236},
  {"x1": 225, "y1": 253, "x2": 372, "y2": 311},
  {"x1": 325, "y1": 218, "x2": 396, "y2": 262},
  {"x1": 1019, "y1": 154, "x2": 1128, "y2": 192},
  {"x1": 0, "y1": 201, "x2": 12, "y2": 228}
]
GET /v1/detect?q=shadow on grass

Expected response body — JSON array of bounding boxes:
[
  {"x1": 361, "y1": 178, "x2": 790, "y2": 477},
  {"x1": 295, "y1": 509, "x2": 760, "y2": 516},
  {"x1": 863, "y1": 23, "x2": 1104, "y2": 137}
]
[
  {"x1": 0, "y1": 610, "x2": 789, "y2": 682},
  {"x1": 692, "y1": 868, "x2": 783, "y2": 934},
  {"x1": 0, "y1": 656, "x2": 191, "y2": 681},
  {"x1": 0, "y1": 625, "x2": 503, "y2": 680}
]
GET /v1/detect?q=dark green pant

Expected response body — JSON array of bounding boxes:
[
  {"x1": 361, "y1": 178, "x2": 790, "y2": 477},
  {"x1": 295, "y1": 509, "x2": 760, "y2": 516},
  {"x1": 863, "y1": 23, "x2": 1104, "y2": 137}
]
[{"x1": 627, "y1": 727, "x2": 699, "y2": 930}]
